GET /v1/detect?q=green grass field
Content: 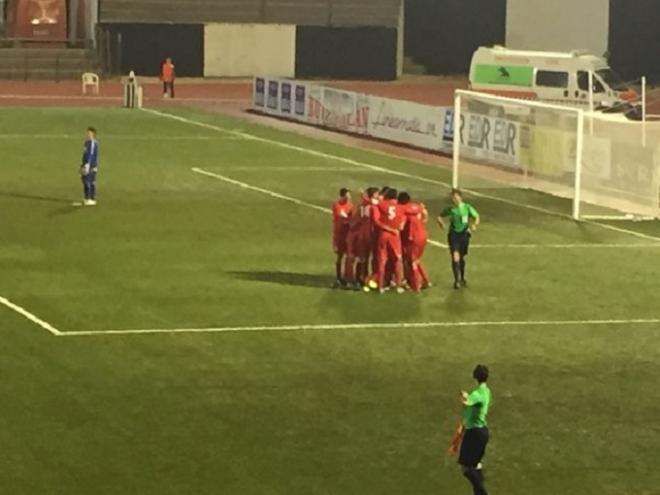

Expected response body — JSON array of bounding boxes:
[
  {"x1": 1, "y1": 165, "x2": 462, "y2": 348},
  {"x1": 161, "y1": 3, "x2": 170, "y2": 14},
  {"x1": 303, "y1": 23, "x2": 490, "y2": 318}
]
[{"x1": 3, "y1": 106, "x2": 660, "y2": 494}]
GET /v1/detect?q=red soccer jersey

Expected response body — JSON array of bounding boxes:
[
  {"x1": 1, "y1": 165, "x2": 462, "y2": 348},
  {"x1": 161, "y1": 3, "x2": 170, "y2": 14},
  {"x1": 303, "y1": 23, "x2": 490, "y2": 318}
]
[
  {"x1": 373, "y1": 199, "x2": 405, "y2": 233},
  {"x1": 332, "y1": 199, "x2": 353, "y2": 234},
  {"x1": 351, "y1": 196, "x2": 375, "y2": 236},
  {"x1": 402, "y1": 202, "x2": 428, "y2": 243}
]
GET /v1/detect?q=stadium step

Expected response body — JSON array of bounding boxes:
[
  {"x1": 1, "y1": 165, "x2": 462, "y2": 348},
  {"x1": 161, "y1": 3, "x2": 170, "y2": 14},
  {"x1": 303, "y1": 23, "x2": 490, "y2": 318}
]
[{"x1": 0, "y1": 47, "x2": 100, "y2": 81}]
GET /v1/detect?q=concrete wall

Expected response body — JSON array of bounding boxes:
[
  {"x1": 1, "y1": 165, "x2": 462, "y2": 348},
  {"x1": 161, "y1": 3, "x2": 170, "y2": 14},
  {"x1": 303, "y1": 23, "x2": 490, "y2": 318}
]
[
  {"x1": 100, "y1": 0, "x2": 401, "y2": 28},
  {"x1": 204, "y1": 23, "x2": 295, "y2": 77},
  {"x1": 506, "y1": 0, "x2": 609, "y2": 55}
]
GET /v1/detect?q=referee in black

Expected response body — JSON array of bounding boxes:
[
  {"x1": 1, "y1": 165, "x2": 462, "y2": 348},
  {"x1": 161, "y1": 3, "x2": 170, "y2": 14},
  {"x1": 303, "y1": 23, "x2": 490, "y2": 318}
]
[{"x1": 459, "y1": 364, "x2": 492, "y2": 495}]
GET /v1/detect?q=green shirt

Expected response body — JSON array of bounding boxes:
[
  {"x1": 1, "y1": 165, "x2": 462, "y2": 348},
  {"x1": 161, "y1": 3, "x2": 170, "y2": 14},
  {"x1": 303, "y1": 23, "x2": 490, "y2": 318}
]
[
  {"x1": 463, "y1": 383, "x2": 491, "y2": 429},
  {"x1": 440, "y1": 202, "x2": 479, "y2": 233}
]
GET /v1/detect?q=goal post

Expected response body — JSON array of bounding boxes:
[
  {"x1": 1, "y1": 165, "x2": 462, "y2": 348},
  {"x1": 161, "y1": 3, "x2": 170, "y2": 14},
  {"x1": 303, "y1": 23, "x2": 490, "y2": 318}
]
[{"x1": 452, "y1": 90, "x2": 660, "y2": 221}]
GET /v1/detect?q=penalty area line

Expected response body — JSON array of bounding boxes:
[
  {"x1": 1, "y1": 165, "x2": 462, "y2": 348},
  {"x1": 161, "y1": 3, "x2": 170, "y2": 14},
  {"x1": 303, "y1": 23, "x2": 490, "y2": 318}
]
[
  {"x1": 193, "y1": 167, "x2": 658, "y2": 250},
  {"x1": 192, "y1": 168, "x2": 331, "y2": 214},
  {"x1": 143, "y1": 108, "x2": 660, "y2": 244},
  {"x1": 58, "y1": 318, "x2": 660, "y2": 337},
  {"x1": 0, "y1": 296, "x2": 62, "y2": 336}
]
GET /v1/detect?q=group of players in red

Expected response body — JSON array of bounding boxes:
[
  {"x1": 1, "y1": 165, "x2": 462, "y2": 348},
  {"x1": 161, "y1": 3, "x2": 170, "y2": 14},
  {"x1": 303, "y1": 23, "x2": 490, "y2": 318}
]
[{"x1": 332, "y1": 186, "x2": 431, "y2": 293}]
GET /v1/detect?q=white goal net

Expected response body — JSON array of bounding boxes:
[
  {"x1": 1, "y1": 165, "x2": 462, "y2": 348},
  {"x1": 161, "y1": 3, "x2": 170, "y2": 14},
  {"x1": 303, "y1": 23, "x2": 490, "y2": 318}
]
[{"x1": 452, "y1": 90, "x2": 660, "y2": 220}]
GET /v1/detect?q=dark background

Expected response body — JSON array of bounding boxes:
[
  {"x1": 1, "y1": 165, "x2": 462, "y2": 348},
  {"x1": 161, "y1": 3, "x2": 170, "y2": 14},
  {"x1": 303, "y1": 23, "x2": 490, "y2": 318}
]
[
  {"x1": 609, "y1": 0, "x2": 660, "y2": 82},
  {"x1": 102, "y1": 24, "x2": 204, "y2": 77},
  {"x1": 404, "y1": 0, "x2": 507, "y2": 74},
  {"x1": 296, "y1": 26, "x2": 398, "y2": 80}
]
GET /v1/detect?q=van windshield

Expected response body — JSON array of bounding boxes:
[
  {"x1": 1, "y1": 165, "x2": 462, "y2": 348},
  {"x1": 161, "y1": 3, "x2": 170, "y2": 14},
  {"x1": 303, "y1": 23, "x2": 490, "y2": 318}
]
[{"x1": 596, "y1": 69, "x2": 628, "y2": 91}]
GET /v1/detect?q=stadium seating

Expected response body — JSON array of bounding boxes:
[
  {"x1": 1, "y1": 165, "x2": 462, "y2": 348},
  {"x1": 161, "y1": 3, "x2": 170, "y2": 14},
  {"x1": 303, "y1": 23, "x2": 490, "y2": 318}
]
[
  {"x1": 99, "y1": 0, "x2": 401, "y2": 27},
  {"x1": 0, "y1": 47, "x2": 98, "y2": 80}
]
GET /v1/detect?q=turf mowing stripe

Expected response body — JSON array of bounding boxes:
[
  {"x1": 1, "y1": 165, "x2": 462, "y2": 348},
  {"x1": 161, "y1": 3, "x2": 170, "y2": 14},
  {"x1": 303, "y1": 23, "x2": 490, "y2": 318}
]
[
  {"x1": 58, "y1": 318, "x2": 660, "y2": 337},
  {"x1": 0, "y1": 296, "x2": 62, "y2": 336},
  {"x1": 143, "y1": 108, "x2": 660, "y2": 244},
  {"x1": 194, "y1": 167, "x2": 659, "y2": 250}
]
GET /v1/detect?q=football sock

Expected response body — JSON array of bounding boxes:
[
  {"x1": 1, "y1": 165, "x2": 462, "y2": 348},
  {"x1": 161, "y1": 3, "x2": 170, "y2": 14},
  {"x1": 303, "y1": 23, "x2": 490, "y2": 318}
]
[
  {"x1": 460, "y1": 259, "x2": 466, "y2": 281},
  {"x1": 377, "y1": 257, "x2": 387, "y2": 289},
  {"x1": 403, "y1": 260, "x2": 411, "y2": 285},
  {"x1": 418, "y1": 262, "x2": 430, "y2": 286},
  {"x1": 384, "y1": 259, "x2": 394, "y2": 286},
  {"x1": 410, "y1": 264, "x2": 420, "y2": 291},
  {"x1": 463, "y1": 467, "x2": 488, "y2": 495},
  {"x1": 344, "y1": 256, "x2": 355, "y2": 283},
  {"x1": 353, "y1": 260, "x2": 362, "y2": 284},
  {"x1": 336, "y1": 260, "x2": 343, "y2": 282},
  {"x1": 393, "y1": 261, "x2": 403, "y2": 287},
  {"x1": 452, "y1": 261, "x2": 461, "y2": 283}
]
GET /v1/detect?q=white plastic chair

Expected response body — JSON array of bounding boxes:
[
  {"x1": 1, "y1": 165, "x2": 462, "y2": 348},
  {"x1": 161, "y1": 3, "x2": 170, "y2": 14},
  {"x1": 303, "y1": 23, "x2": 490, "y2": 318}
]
[{"x1": 82, "y1": 73, "x2": 100, "y2": 95}]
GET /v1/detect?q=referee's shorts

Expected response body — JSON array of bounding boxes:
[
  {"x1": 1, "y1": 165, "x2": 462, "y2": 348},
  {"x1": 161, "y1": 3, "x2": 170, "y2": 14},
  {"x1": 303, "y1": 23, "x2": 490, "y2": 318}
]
[
  {"x1": 448, "y1": 230, "x2": 471, "y2": 256},
  {"x1": 458, "y1": 427, "x2": 489, "y2": 467}
]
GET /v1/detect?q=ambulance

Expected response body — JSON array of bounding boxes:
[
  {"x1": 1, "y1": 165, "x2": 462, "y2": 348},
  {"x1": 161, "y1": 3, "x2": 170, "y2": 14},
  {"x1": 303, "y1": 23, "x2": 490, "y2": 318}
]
[{"x1": 469, "y1": 46, "x2": 638, "y2": 110}]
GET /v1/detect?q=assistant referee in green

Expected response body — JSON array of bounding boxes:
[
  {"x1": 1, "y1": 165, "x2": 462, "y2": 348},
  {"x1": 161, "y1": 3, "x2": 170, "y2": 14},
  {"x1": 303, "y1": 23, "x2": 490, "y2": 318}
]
[
  {"x1": 437, "y1": 189, "x2": 480, "y2": 289},
  {"x1": 459, "y1": 364, "x2": 492, "y2": 495}
]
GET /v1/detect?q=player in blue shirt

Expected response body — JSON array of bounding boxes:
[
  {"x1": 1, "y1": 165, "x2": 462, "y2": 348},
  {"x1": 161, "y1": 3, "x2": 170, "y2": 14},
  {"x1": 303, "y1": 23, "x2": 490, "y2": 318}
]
[{"x1": 80, "y1": 126, "x2": 100, "y2": 206}]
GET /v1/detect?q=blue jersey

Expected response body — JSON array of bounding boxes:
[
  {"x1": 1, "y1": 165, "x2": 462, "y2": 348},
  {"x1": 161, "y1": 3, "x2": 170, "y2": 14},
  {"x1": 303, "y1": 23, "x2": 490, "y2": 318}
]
[{"x1": 82, "y1": 138, "x2": 99, "y2": 167}]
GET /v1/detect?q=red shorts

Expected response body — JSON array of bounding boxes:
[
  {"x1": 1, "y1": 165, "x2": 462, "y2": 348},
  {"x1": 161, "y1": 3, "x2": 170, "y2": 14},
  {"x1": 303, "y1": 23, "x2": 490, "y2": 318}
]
[
  {"x1": 348, "y1": 231, "x2": 371, "y2": 259},
  {"x1": 334, "y1": 235, "x2": 348, "y2": 255},
  {"x1": 334, "y1": 225, "x2": 350, "y2": 254},
  {"x1": 378, "y1": 232, "x2": 402, "y2": 260},
  {"x1": 404, "y1": 238, "x2": 427, "y2": 261}
]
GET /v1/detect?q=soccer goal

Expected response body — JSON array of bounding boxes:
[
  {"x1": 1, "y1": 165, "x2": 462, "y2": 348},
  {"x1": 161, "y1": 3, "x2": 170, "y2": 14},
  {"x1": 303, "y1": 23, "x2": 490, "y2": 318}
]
[{"x1": 451, "y1": 90, "x2": 660, "y2": 220}]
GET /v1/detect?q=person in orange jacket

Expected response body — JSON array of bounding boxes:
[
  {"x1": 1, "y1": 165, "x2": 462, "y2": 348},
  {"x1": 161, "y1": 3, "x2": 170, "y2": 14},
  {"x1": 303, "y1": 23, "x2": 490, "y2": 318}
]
[{"x1": 161, "y1": 57, "x2": 176, "y2": 98}]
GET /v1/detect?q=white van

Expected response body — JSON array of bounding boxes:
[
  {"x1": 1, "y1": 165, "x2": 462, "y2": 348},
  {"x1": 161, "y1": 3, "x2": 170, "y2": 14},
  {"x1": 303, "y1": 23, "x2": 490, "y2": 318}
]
[{"x1": 469, "y1": 46, "x2": 637, "y2": 109}]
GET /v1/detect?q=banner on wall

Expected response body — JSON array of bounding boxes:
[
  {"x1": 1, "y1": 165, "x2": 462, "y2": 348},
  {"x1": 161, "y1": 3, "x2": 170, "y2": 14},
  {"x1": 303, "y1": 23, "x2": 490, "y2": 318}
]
[
  {"x1": 307, "y1": 87, "x2": 369, "y2": 135},
  {"x1": 441, "y1": 110, "x2": 522, "y2": 168},
  {"x1": 254, "y1": 77, "x2": 266, "y2": 108},
  {"x1": 267, "y1": 80, "x2": 279, "y2": 110},
  {"x1": 253, "y1": 77, "x2": 310, "y2": 121},
  {"x1": 254, "y1": 77, "x2": 524, "y2": 169},
  {"x1": 368, "y1": 96, "x2": 445, "y2": 150},
  {"x1": 253, "y1": 76, "x2": 451, "y2": 151}
]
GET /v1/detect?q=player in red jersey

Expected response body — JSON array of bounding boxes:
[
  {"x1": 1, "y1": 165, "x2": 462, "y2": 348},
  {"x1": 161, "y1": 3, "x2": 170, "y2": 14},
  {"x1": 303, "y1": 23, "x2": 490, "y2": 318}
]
[
  {"x1": 398, "y1": 192, "x2": 431, "y2": 292},
  {"x1": 345, "y1": 187, "x2": 378, "y2": 289},
  {"x1": 332, "y1": 188, "x2": 353, "y2": 288},
  {"x1": 364, "y1": 186, "x2": 388, "y2": 290},
  {"x1": 372, "y1": 188, "x2": 406, "y2": 293}
]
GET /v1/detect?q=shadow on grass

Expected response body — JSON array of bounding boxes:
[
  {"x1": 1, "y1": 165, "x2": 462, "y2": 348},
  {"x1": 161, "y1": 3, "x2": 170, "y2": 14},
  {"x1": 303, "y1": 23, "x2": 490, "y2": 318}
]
[
  {"x1": 229, "y1": 270, "x2": 332, "y2": 289},
  {"x1": 0, "y1": 191, "x2": 73, "y2": 204}
]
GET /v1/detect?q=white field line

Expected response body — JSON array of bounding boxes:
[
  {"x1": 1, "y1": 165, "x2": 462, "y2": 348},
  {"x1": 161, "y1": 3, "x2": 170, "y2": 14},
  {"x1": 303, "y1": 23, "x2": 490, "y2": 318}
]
[
  {"x1": 192, "y1": 168, "x2": 331, "y2": 214},
  {"x1": 194, "y1": 167, "x2": 659, "y2": 250},
  {"x1": 0, "y1": 95, "x2": 121, "y2": 101},
  {"x1": 143, "y1": 108, "x2": 660, "y2": 244},
  {"x1": 0, "y1": 134, "x2": 244, "y2": 140},
  {"x1": 470, "y1": 243, "x2": 660, "y2": 249},
  {"x1": 59, "y1": 318, "x2": 660, "y2": 337},
  {"x1": 0, "y1": 296, "x2": 62, "y2": 336},
  {"x1": 221, "y1": 166, "x2": 370, "y2": 172}
]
